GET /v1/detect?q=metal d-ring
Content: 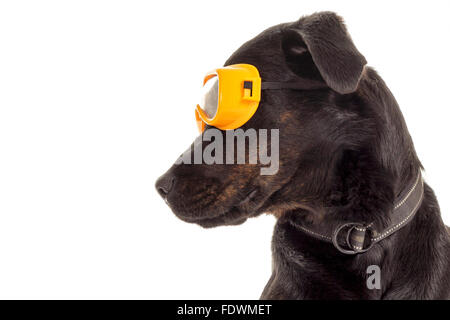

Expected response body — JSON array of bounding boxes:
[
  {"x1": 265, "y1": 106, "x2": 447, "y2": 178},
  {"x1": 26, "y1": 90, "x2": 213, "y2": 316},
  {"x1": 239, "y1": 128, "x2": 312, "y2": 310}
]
[{"x1": 332, "y1": 222, "x2": 375, "y2": 255}]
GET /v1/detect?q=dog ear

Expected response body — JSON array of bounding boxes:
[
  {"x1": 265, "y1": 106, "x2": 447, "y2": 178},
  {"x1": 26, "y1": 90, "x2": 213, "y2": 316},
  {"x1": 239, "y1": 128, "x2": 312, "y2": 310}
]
[{"x1": 283, "y1": 12, "x2": 367, "y2": 94}]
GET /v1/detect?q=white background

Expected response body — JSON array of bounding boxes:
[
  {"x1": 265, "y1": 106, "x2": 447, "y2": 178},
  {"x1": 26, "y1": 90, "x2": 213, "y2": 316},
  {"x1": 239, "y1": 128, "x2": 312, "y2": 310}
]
[{"x1": 0, "y1": 0, "x2": 449, "y2": 299}]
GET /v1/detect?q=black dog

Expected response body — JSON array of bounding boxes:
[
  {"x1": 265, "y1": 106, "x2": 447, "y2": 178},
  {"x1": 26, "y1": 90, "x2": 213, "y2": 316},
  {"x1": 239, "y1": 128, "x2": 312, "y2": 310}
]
[{"x1": 156, "y1": 12, "x2": 450, "y2": 299}]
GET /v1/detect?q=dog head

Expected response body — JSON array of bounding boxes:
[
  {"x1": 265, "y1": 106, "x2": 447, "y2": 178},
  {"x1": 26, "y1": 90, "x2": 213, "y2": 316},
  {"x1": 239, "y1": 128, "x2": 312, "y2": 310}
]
[{"x1": 156, "y1": 12, "x2": 410, "y2": 228}]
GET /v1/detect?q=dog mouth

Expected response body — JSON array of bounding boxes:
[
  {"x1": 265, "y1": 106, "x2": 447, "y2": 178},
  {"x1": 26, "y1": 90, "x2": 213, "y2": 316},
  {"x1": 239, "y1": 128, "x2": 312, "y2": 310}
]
[
  {"x1": 172, "y1": 188, "x2": 259, "y2": 228},
  {"x1": 240, "y1": 189, "x2": 258, "y2": 205}
]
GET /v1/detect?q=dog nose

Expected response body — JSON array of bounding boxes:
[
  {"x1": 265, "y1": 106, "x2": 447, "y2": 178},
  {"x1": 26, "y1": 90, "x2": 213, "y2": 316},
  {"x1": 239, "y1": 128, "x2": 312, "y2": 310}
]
[{"x1": 155, "y1": 172, "x2": 174, "y2": 199}]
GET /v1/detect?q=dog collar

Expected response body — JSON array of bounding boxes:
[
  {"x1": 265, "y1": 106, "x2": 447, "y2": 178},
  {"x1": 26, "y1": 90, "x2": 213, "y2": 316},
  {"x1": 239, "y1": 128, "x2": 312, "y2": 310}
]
[{"x1": 295, "y1": 171, "x2": 424, "y2": 255}]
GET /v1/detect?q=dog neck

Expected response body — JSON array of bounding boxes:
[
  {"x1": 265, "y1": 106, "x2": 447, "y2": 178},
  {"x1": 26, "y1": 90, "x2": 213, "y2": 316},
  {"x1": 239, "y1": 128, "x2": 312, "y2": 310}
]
[
  {"x1": 288, "y1": 171, "x2": 424, "y2": 255},
  {"x1": 263, "y1": 174, "x2": 450, "y2": 299}
]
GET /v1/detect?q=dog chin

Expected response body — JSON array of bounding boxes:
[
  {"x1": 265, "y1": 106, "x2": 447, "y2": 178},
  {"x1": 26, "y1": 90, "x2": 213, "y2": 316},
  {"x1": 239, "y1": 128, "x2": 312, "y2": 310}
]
[{"x1": 173, "y1": 207, "x2": 249, "y2": 228}]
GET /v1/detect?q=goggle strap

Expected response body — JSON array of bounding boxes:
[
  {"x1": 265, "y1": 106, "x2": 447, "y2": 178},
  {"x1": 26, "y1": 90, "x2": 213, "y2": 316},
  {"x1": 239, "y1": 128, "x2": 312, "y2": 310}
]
[{"x1": 261, "y1": 80, "x2": 327, "y2": 91}]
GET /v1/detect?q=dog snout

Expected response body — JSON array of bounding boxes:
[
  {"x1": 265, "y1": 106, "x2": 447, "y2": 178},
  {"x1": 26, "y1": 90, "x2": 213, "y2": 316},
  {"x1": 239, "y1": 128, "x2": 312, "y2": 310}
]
[{"x1": 155, "y1": 172, "x2": 175, "y2": 199}]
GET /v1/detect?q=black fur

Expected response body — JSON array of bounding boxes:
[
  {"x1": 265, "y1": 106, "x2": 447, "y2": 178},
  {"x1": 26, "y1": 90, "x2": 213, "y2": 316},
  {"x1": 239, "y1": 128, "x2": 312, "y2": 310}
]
[{"x1": 156, "y1": 12, "x2": 450, "y2": 299}]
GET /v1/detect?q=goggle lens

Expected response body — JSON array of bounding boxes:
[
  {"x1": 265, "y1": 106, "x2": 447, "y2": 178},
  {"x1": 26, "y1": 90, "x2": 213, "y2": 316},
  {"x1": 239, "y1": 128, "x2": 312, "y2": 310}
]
[{"x1": 199, "y1": 75, "x2": 219, "y2": 119}]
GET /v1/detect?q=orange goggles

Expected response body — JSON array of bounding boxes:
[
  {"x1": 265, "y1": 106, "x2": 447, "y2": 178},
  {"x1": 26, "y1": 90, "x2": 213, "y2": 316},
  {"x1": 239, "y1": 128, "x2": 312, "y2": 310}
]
[{"x1": 195, "y1": 63, "x2": 326, "y2": 133}]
